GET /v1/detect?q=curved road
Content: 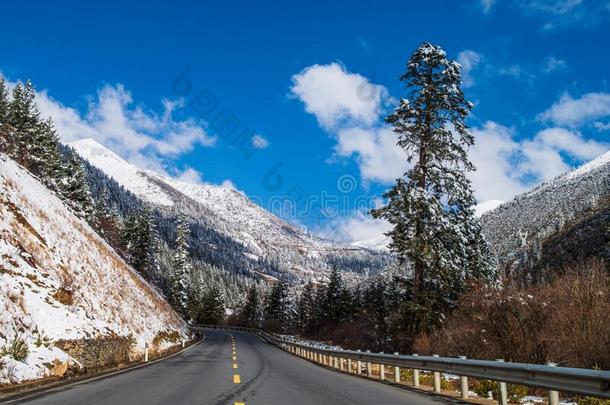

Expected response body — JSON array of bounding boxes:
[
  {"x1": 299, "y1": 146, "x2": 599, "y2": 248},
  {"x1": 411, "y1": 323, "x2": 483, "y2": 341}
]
[{"x1": 5, "y1": 330, "x2": 449, "y2": 405}]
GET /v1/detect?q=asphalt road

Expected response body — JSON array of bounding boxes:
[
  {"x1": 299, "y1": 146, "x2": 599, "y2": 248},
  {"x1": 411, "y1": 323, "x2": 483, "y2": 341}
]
[{"x1": 5, "y1": 330, "x2": 450, "y2": 405}]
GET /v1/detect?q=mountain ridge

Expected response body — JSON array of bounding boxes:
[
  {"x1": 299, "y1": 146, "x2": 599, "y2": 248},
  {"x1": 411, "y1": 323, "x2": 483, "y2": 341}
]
[{"x1": 70, "y1": 138, "x2": 392, "y2": 284}]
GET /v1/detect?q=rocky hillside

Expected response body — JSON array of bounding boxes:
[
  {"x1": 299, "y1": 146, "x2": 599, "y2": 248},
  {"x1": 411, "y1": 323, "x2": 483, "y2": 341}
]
[
  {"x1": 481, "y1": 150, "x2": 610, "y2": 283},
  {"x1": 0, "y1": 154, "x2": 186, "y2": 383},
  {"x1": 70, "y1": 138, "x2": 392, "y2": 285}
]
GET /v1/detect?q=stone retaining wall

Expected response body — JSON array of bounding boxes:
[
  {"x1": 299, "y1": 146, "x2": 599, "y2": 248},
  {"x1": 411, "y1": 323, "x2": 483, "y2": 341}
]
[{"x1": 55, "y1": 336, "x2": 132, "y2": 370}]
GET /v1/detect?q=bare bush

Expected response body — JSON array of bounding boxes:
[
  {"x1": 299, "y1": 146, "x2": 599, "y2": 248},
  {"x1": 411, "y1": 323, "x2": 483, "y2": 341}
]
[{"x1": 415, "y1": 259, "x2": 610, "y2": 369}]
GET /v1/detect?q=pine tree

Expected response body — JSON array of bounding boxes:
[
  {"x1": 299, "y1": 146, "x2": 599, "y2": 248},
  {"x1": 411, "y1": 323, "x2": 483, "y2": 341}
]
[
  {"x1": 8, "y1": 80, "x2": 40, "y2": 165},
  {"x1": 170, "y1": 216, "x2": 191, "y2": 317},
  {"x1": 188, "y1": 270, "x2": 205, "y2": 321},
  {"x1": 296, "y1": 281, "x2": 315, "y2": 335},
  {"x1": 34, "y1": 118, "x2": 64, "y2": 188},
  {"x1": 59, "y1": 150, "x2": 95, "y2": 221},
  {"x1": 242, "y1": 284, "x2": 260, "y2": 327},
  {"x1": 323, "y1": 266, "x2": 346, "y2": 324},
  {"x1": 198, "y1": 284, "x2": 225, "y2": 325},
  {"x1": 264, "y1": 280, "x2": 288, "y2": 332},
  {"x1": 95, "y1": 192, "x2": 124, "y2": 251},
  {"x1": 372, "y1": 42, "x2": 496, "y2": 309},
  {"x1": 0, "y1": 75, "x2": 9, "y2": 124}
]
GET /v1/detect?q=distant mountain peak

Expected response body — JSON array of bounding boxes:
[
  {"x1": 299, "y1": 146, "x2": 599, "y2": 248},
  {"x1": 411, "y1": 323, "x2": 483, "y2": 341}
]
[{"x1": 70, "y1": 138, "x2": 391, "y2": 282}]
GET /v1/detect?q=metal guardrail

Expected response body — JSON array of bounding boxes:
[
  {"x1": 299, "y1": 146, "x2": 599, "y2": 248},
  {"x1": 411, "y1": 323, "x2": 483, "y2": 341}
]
[{"x1": 191, "y1": 324, "x2": 610, "y2": 403}]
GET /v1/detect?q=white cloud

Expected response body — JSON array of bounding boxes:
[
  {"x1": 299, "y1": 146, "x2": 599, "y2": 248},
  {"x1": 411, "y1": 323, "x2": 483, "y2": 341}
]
[
  {"x1": 290, "y1": 62, "x2": 389, "y2": 130},
  {"x1": 469, "y1": 122, "x2": 529, "y2": 201},
  {"x1": 334, "y1": 126, "x2": 406, "y2": 184},
  {"x1": 174, "y1": 167, "x2": 204, "y2": 184},
  {"x1": 481, "y1": 0, "x2": 496, "y2": 13},
  {"x1": 34, "y1": 84, "x2": 216, "y2": 174},
  {"x1": 542, "y1": 56, "x2": 567, "y2": 73},
  {"x1": 513, "y1": 0, "x2": 609, "y2": 30},
  {"x1": 318, "y1": 210, "x2": 392, "y2": 244},
  {"x1": 534, "y1": 127, "x2": 607, "y2": 160},
  {"x1": 594, "y1": 121, "x2": 610, "y2": 131},
  {"x1": 457, "y1": 50, "x2": 482, "y2": 87},
  {"x1": 470, "y1": 122, "x2": 608, "y2": 200},
  {"x1": 538, "y1": 92, "x2": 610, "y2": 127},
  {"x1": 251, "y1": 134, "x2": 269, "y2": 149}
]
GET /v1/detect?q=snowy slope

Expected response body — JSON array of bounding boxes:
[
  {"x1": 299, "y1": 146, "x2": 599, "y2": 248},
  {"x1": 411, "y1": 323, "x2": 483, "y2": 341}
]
[
  {"x1": 70, "y1": 138, "x2": 390, "y2": 282},
  {"x1": 0, "y1": 154, "x2": 186, "y2": 383},
  {"x1": 481, "y1": 149, "x2": 610, "y2": 278}
]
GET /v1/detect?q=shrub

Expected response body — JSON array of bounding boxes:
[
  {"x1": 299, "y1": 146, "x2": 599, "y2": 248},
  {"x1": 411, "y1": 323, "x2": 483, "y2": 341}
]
[
  {"x1": 34, "y1": 330, "x2": 52, "y2": 348},
  {"x1": 1, "y1": 336, "x2": 29, "y2": 362},
  {"x1": 471, "y1": 380, "x2": 527, "y2": 403},
  {"x1": 579, "y1": 397, "x2": 610, "y2": 405},
  {"x1": 417, "y1": 259, "x2": 610, "y2": 369}
]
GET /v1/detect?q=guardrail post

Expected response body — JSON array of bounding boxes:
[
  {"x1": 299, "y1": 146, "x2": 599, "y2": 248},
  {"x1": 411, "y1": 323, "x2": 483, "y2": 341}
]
[
  {"x1": 394, "y1": 352, "x2": 400, "y2": 383},
  {"x1": 366, "y1": 350, "x2": 372, "y2": 377},
  {"x1": 357, "y1": 350, "x2": 362, "y2": 375},
  {"x1": 334, "y1": 356, "x2": 339, "y2": 369},
  {"x1": 340, "y1": 357, "x2": 345, "y2": 371},
  {"x1": 412, "y1": 354, "x2": 420, "y2": 387},
  {"x1": 459, "y1": 356, "x2": 469, "y2": 399},
  {"x1": 432, "y1": 354, "x2": 441, "y2": 393},
  {"x1": 181, "y1": 339, "x2": 185, "y2": 348},
  {"x1": 547, "y1": 362, "x2": 559, "y2": 405},
  {"x1": 144, "y1": 343, "x2": 149, "y2": 362},
  {"x1": 379, "y1": 352, "x2": 385, "y2": 381},
  {"x1": 348, "y1": 358, "x2": 353, "y2": 373},
  {"x1": 497, "y1": 359, "x2": 508, "y2": 405}
]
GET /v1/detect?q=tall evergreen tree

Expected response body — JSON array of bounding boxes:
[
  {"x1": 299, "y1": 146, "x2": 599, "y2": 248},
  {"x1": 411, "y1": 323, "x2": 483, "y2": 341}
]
[
  {"x1": 323, "y1": 266, "x2": 346, "y2": 324},
  {"x1": 371, "y1": 42, "x2": 496, "y2": 346},
  {"x1": 296, "y1": 281, "x2": 316, "y2": 335},
  {"x1": 170, "y1": 216, "x2": 191, "y2": 317},
  {"x1": 198, "y1": 284, "x2": 225, "y2": 325},
  {"x1": 59, "y1": 150, "x2": 95, "y2": 221},
  {"x1": 242, "y1": 284, "x2": 260, "y2": 327},
  {"x1": 372, "y1": 42, "x2": 495, "y2": 306},
  {"x1": 264, "y1": 280, "x2": 288, "y2": 332},
  {"x1": 0, "y1": 75, "x2": 9, "y2": 124},
  {"x1": 34, "y1": 118, "x2": 64, "y2": 188},
  {"x1": 8, "y1": 80, "x2": 42, "y2": 165}
]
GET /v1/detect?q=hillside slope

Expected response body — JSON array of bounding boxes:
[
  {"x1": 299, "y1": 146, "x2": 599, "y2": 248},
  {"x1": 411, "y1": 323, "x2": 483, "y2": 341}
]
[
  {"x1": 481, "y1": 150, "x2": 610, "y2": 282},
  {"x1": 0, "y1": 154, "x2": 186, "y2": 382},
  {"x1": 70, "y1": 138, "x2": 391, "y2": 284}
]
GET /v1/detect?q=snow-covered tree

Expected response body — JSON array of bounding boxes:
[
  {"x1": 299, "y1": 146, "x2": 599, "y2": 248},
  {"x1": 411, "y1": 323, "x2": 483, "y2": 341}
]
[
  {"x1": 59, "y1": 149, "x2": 95, "y2": 221},
  {"x1": 0, "y1": 75, "x2": 9, "y2": 124},
  {"x1": 264, "y1": 280, "x2": 288, "y2": 332},
  {"x1": 7, "y1": 80, "x2": 40, "y2": 166},
  {"x1": 197, "y1": 284, "x2": 225, "y2": 324},
  {"x1": 170, "y1": 215, "x2": 191, "y2": 317},
  {"x1": 296, "y1": 281, "x2": 315, "y2": 335},
  {"x1": 371, "y1": 43, "x2": 495, "y2": 322},
  {"x1": 242, "y1": 284, "x2": 260, "y2": 327}
]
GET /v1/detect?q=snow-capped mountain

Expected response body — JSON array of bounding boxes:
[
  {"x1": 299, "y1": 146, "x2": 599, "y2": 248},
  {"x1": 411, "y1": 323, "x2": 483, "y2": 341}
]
[
  {"x1": 0, "y1": 154, "x2": 185, "y2": 383},
  {"x1": 70, "y1": 138, "x2": 391, "y2": 283},
  {"x1": 481, "y1": 150, "x2": 610, "y2": 281}
]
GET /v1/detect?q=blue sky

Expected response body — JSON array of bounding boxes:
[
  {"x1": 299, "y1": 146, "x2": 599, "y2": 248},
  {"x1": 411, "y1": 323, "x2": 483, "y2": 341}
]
[{"x1": 1, "y1": 0, "x2": 609, "y2": 242}]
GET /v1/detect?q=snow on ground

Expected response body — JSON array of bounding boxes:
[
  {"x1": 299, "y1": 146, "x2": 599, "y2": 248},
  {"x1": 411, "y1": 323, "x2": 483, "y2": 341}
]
[
  {"x1": 0, "y1": 155, "x2": 186, "y2": 383},
  {"x1": 69, "y1": 138, "x2": 174, "y2": 206}
]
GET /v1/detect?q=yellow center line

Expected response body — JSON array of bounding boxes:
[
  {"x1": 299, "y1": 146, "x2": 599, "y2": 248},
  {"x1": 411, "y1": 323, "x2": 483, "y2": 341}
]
[
  {"x1": 233, "y1": 363, "x2": 238, "y2": 369},
  {"x1": 235, "y1": 402, "x2": 245, "y2": 405},
  {"x1": 233, "y1": 374, "x2": 241, "y2": 384}
]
